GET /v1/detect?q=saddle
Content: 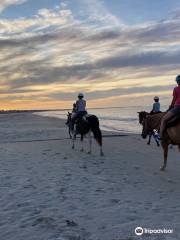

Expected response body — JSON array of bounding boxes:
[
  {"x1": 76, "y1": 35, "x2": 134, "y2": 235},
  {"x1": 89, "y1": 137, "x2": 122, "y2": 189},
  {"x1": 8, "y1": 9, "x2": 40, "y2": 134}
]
[
  {"x1": 75, "y1": 114, "x2": 92, "y2": 123},
  {"x1": 166, "y1": 113, "x2": 180, "y2": 128}
]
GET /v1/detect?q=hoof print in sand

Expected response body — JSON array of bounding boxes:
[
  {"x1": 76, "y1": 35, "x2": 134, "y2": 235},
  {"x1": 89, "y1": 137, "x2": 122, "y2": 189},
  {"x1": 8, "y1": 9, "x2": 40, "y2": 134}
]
[
  {"x1": 66, "y1": 220, "x2": 78, "y2": 227},
  {"x1": 32, "y1": 216, "x2": 56, "y2": 228}
]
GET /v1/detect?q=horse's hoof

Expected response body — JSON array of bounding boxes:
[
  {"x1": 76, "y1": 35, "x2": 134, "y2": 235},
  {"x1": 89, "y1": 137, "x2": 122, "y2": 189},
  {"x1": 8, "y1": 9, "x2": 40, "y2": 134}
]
[
  {"x1": 87, "y1": 151, "x2": 91, "y2": 154},
  {"x1": 147, "y1": 142, "x2": 150, "y2": 145},
  {"x1": 100, "y1": 152, "x2": 104, "y2": 157},
  {"x1": 160, "y1": 166, "x2": 166, "y2": 171},
  {"x1": 81, "y1": 149, "x2": 84, "y2": 152},
  {"x1": 72, "y1": 146, "x2": 75, "y2": 150}
]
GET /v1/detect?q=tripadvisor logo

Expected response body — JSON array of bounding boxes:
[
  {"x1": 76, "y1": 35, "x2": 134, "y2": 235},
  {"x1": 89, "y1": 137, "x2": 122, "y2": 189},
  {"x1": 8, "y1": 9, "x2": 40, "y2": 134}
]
[
  {"x1": 135, "y1": 227, "x2": 143, "y2": 236},
  {"x1": 135, "y1": 226, "x2": 173, "y2": 236}
]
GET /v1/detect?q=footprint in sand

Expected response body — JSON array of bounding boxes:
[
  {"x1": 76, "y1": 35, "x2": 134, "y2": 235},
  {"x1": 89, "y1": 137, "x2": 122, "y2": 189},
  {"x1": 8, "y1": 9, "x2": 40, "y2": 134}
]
[
  {"x1": 94, "y1": 171, "x2": 102, "y2": 175},
  {"x1": 44, "y1": 149, "x2": 51, "y2": 152},
  {"x1": 17, "y1": 201, "x2": 32, "y2": 208},
  {"x1": 66, "y1": 220, "x2": 78, "y2": 227},
  {"x1": 95, "y1": 188, "x2": 105, "y2": 193},
  {"x1": 167, "y1": 178, "x2": 176, "y2": 184},
  {"x1": 23, "y1": 184, "x2": 36, "y2": 189},
  {"x1": 32, "y1": 216, "x2": 56, "y2": 228},
  {"x1": 26, "y1": 166, "x2": 33, "y2": 170},
  {"x1": 54, "y1": 152, "x2": 61, "y2": 155},
  {"x1": 152, "y1": 207, "x2": 161, "y2": 213},
  {"x1": 134, "y1": 166, "x2": 140, "y2": 170},
  {"x1": 65, "y1": 173, "x2": 72, "y2": 177},
  {"x1": 110, "y1": 199, "x2": 120, "y2": 204},
  {"x1": 59, "y1": 187, "x2": 66, "y2": 193}
]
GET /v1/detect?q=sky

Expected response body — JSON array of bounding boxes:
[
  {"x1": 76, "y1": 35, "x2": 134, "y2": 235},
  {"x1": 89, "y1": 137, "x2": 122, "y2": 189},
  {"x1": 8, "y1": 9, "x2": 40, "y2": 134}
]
[{"x1": 0, "y1": 0, "x2": 180, "y2": 110}]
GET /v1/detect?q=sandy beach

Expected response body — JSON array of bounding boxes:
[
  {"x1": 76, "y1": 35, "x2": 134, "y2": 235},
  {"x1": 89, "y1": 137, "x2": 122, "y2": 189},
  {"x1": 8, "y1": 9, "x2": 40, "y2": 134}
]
[{"x1": 0, "y1": 112, "x2": 180, "y2": 240}]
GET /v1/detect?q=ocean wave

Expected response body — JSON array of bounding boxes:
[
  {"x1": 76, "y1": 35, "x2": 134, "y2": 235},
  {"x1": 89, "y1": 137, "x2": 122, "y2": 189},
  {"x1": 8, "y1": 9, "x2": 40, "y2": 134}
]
[
  {"x1": 99, "y1": 116, "x2": 138, "y2": 122},
  {"x1": 35, "y1": 109, "x2": 141, "y2": 134}
]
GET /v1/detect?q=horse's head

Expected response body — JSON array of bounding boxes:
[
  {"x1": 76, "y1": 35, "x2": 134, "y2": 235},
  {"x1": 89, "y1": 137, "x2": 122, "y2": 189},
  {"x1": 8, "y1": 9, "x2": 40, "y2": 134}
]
[
  {"x1": 141, "y1": 115, "x2": 150, "y2": 139},
  {"x1": 66, "y1": 112, "x2": 72, "y2": 125},
  {"x1": 138, "y1": 111, "x2": 149, "y2": 125}
]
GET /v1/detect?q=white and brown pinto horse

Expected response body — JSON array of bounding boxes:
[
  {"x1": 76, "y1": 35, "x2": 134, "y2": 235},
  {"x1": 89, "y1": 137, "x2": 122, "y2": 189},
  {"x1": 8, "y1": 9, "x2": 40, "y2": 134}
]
[
  {"x1": 141, "y1": 112, "x2": 180, "y2": 170},
  {"x1": 66, "y1": 112, "x2": 104, "y2": 156}
]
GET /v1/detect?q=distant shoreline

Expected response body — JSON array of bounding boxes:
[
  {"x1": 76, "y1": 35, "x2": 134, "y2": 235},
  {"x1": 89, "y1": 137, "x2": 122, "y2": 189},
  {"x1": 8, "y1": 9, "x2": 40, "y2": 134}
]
[
  {"x1": 0, "y1": 104, "x2": 169, "y2": 114},
  {"x1": 0, "y1": 109, "x2": 68, "y2": 114},
  {"x1": 0, "y1": 105, "x2": 163, "y2": 114}
]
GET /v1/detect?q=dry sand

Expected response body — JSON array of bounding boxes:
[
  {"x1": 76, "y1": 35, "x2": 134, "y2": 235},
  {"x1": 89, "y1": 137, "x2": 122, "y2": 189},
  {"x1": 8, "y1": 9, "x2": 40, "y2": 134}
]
[{"x1": 0, "y1": 113, "x2": 180, "y2": 240}]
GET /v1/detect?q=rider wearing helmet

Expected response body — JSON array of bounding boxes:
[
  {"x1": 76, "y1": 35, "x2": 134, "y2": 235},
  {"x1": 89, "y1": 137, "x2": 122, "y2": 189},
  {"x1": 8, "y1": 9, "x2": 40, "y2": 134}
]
[
  {"x1": 70, "y1": 93, "x2": 87, "y2": 131},
  {"x1": 76, "y1": 93, "x2": 86, "y2": 114},
  {"x1": 160, "y1": 75, "x2": 180, "y2": 138},
  {"x1": 71, "y1": 103, "x2": 77, "y2": 117},
  {"x1": 151, "y1": 96, "x2": 161, "y2": 114}
]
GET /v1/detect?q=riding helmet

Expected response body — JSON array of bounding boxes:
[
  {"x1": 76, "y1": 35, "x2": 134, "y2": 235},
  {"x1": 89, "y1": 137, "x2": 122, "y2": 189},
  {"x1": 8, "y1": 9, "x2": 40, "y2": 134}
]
[
  {"x1": 176, "y1": 75, "x2": 180, "y2": 84},
  {"x1": 78, "y1": 93, "x2": 84, "y2": 98},
  {"x1": 154, "y1": 96, "x2": 159, "y2": 100}
]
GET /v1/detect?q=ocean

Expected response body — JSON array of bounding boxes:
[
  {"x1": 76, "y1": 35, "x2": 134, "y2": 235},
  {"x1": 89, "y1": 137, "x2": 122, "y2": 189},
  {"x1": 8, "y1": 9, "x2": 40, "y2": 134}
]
[{"x1": 35, "y1": 106, "x2": 150, "y2": 134}]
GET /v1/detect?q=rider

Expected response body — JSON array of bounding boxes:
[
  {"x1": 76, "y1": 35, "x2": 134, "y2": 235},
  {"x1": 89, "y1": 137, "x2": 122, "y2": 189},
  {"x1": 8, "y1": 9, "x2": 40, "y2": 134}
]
[
  {"x1": 160, "y1": 75, "x2": 180, "y2": 138},
  {"x1": 71, "y1": 93, "x2": 87, "y2": 131},
  {"x1": 151, "y1": 96, "x2": 161, "y2": 114},
  {"x1": 66, "y1": 103, "x2": 77, "y2": 125},
  {"x1": 71, "y1": 103, "x2": 77, "y2": 117}
]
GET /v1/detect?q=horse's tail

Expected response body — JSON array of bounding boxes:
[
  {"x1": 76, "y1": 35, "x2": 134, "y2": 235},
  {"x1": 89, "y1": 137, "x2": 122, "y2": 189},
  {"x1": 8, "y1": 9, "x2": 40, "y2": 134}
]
[{"x1": 87, "y1": 115, "x2": 102, "y2": 146}]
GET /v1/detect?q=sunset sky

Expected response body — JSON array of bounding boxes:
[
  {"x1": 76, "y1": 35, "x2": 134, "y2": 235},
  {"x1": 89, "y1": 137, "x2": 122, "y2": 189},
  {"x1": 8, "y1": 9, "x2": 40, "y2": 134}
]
[{"x1": 0, "y1": 0, "x2": 180, "y2": 110}]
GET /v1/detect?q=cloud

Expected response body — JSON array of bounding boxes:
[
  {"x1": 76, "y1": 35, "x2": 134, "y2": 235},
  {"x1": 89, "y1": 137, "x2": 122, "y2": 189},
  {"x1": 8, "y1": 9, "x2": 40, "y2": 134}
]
[
  {"x1": 0, "y1": 0, "x2": 27, "y2": 13},
  {"x1": 78, "y1": 0, "x2": 125, "y2": 28},
  {"x1": 47, "y1": 84, "x2": 174, "y2": 101},
  {"x1": 96, "y1": 50, "x2": 180, "y2": 69},
  {"x1": 0, "y1": 1, "x2": 180, "y2": 108}
]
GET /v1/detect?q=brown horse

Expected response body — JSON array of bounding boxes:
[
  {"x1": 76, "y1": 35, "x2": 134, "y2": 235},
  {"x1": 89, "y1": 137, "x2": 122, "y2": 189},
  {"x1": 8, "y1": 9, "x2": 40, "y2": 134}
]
[
  {"x1": 141, "y1": 112, "x2": 180, "y2": 170},
  {"x1": 138, "y1": 111, "x2": 160, "y2": 146}
]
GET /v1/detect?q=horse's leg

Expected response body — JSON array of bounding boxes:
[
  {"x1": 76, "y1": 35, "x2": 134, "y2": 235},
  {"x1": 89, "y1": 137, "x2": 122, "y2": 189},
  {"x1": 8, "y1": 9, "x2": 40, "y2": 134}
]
[
  {"x1": 96, "y1": 135, "x2": 104, "y2": 156},
  {"x1": 69, "y1": 128, "x2": 72, "y2": 139},
  {"x1": 97, "y1": 139, "x2": 104, "y2": 156},
  {"x1": 160, "y1": 143, "x2": 168, "y2": 171},
  {"x1": 72, "y1": 133, "x2": 76, "y2": 149},
  {"x1": 147, "y1": 134, "x2": 151, "y2": 145},
  {"x1": 80, "y1": 134, "x2": 84, "y2": 152},
  {"x1": 100, "y1": 144, "x2": 104, "y2": 156},
  {"x1": 87, "y1": 131, "x2": 92, "y2": 154}
]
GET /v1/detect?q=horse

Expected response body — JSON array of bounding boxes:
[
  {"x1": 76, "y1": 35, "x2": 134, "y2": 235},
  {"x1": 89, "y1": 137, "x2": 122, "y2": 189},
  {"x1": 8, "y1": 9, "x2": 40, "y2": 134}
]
[
  {"x1": 66, "y1": 112, "x2": 104, "y2": 156},
  {"x1": 138, "y1": 111, "x2": 160, "y2": 146},
  {"x1": 141, "y1": 112, "x2": 180, "y2": 171},
  {"x1": 66, "y1": 112, "x2": 73, "y2": 139}
]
